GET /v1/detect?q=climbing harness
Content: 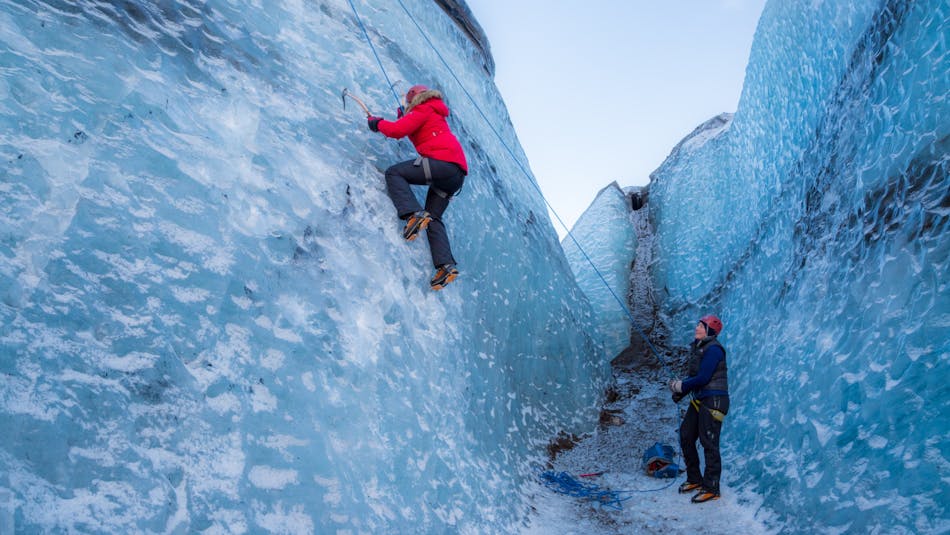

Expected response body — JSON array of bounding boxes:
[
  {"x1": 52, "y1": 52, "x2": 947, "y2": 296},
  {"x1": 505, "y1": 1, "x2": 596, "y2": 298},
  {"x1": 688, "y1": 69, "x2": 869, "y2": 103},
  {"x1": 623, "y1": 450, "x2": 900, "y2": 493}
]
[
  {"x1": 413, "y1": 156, "x2": 453, "y2": 199},
  {"x1": 690, "y1": 398, "x2": 726, "y2": 422},
  {"x1": 540, "y1": 470, "x2": 677, "y2": 511},
  {"x1": 414, "y1": 155, "x2": 431, "y2": 182}
]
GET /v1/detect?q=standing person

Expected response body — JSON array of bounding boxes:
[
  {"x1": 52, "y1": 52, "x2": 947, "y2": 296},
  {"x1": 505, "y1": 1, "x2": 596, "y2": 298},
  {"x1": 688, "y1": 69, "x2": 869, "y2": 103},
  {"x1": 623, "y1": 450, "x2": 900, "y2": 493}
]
[
  {"x1": 668, "y1": 314, "x2": 729, "y2": 503},
  {"x1": 367, "y1": 84, "x2": 468, "y2": 290}
]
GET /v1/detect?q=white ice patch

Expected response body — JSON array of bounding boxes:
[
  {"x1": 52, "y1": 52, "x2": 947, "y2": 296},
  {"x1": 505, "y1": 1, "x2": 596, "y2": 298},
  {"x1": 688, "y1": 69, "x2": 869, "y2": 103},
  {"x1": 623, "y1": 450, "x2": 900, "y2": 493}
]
[
  {"x1": 256, "y1": 434, "x2": 309, "y2": 458},
  {"x1": 300, "y1": 372, "x2": 316, "y2": 392},
  {"x1": 157, "y1": 220, "x2": 233, "y2": 275},
  {"x1": 185, "y1": 431, "x2": 246, "y2": 498},
  {"x1": 171, "y1": 285, "x2": 211, "y2": 303},
  {"x1": 231, "y1": 294, "x2": 253, "y2": 309},
  {"x1": 207, "y1": 392, "x2": 241, "y2": 414},
  {"x1": 260, "y1": 349, "x2": 286, "y2": 371},
  {"x1": 101, "y1": 351, "x2": 158, "y2": 372},
  {"x1": 163, "y1": 477, "x2": 189, "y2": 535},
  {"x1": 275, "y1": 293, "x2": 312, "y2": 327},
  {"x1": 251, "y1": 383, "x2": 278, "y2": 413},
  {"x1": 273, "y1": 325, "x2": 301, "y2": 344},
  {"x1": 58, "y1": 369, "x2": 121, "y2": 389},
  {"x1": 248, "y1": 466, "x2": 299, "y2": 490},
  {"x1": 841, "y1": 371, "x2": 867, "y2": 384},
  {"x1": 817, "y1": 331, "x2": 836, "y2": 352},
  {"x1": 253, "y1": 502, "x2": 314, "y2": 534},
  {"x1": 68, "y1": 446, "x2": 116, "y2": 467},
  {"x1": 812, "y1": 420, "x2": 837, "y2": 447},
  {"x1": 314, "y1": 475, "x2": 342, "y2": 507},
  {"x1": 855, "y1": 494, "x2": 891, "y2": 511},
  {"x1": 798, "y1": 371, "x2": 809, "y2": 387}
]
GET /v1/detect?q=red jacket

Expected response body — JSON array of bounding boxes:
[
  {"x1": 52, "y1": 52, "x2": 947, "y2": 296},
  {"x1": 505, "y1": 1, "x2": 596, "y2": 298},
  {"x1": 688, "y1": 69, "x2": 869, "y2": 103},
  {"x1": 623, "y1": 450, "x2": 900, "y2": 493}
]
[{"x1": 377, "y1": 91, "x2": 468, "y2": 174}]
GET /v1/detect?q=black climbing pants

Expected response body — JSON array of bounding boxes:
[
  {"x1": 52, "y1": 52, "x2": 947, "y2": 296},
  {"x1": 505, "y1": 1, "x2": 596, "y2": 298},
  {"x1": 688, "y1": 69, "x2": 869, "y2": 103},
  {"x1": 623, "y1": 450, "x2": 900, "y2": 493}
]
[
  {"x1": 384, "y1": 158, "x2": 465, "y2": 268},
  {"x1": 679, "y1": 395, "x2": 729, "y2": 493}
]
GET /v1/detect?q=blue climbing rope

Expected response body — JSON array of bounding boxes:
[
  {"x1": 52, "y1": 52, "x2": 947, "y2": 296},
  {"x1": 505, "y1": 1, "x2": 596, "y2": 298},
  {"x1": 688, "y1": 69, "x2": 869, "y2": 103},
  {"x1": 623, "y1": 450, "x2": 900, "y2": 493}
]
[
  {"x1": 347, "y1": 0, "x2": 675, "y2": 378},
  {"x1": 540, "y1": 471, "x2": 677, "y2": 510},
  {"x1": 345, "y1": 0, "x2": 402, "y2": 107}
]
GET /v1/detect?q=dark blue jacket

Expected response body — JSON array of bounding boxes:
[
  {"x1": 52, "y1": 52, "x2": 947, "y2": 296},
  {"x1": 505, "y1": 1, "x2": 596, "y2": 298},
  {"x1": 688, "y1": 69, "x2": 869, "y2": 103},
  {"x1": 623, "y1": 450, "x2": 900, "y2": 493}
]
[{"x1": 681, "y1": 337, "x2": 728, "y2": 399}]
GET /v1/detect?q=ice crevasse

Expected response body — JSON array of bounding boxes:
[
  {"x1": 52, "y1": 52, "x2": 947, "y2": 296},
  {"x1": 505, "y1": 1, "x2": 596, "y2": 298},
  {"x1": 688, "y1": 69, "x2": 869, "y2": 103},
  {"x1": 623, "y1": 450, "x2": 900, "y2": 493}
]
[{"x1": 0, "y1": 0, "x2": 947, "y2": 533}]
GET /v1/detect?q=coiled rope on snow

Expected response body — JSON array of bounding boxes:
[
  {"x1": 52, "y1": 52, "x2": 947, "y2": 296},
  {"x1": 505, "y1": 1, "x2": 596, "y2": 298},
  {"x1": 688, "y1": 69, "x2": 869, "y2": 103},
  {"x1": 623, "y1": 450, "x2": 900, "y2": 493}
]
[{"x1": 540, "y1": 471, "x2": 677, "y2": 510}]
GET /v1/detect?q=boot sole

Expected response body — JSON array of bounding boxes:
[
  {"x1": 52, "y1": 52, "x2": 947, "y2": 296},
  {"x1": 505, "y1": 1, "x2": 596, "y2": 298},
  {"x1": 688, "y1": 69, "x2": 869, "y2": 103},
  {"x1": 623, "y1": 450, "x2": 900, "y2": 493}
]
[
  {"x1": 430, "y1": 271, "x2": 458, "y2": 291},
  {"x1": 404, "y1": 217, "x2": 431, "y2": 241},
  {"x1": 691, "y1": 492, "x2": 720, "y2": 503}
]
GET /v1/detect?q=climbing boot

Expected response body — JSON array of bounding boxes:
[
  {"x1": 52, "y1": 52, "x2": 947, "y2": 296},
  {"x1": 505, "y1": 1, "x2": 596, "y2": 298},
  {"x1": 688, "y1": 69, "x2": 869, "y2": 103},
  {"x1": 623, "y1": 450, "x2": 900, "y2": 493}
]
[
  {"x1": 430, "y1": 264, "x2": 459, "y2": 290},
  {"x1": 402, "y1": 211, "x2": 431, "y2": 241},
  {"x1": 691, "y1": 488, "x2": 720, "y2": 503},
  {"x1": 678, "y1": 481, "x2": 702, "y2": 494}
]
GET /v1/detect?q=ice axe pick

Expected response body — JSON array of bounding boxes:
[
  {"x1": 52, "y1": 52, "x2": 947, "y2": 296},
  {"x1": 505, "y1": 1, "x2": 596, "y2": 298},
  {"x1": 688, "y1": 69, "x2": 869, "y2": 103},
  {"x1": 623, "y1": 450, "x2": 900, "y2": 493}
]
[{"x1": 341, "y1": 88, "x2": 371, "y2": 117}]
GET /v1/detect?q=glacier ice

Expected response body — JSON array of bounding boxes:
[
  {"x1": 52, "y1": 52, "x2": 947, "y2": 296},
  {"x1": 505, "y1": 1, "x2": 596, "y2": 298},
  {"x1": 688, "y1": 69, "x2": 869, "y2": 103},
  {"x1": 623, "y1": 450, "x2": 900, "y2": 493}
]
[
  {"x1": 0, "y1": 0, "x2": 610, "y2": 532},
  {"x1": 561, "y1": 182, "x2": 636, "y2": 360},
  {"x1": 649, "y1": 0, "x2": 948, "y2": 533},
  {"x1": 2, "y1": 0, "x2": 947, "y2": 532}
]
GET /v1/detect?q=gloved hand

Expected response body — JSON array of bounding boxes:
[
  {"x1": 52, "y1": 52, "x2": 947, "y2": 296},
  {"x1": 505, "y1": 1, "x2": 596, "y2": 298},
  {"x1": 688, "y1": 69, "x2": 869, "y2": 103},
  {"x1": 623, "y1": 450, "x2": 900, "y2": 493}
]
[
  {"x1": 672, "y1": 392, "x2": 685, "y2": 404},
  {"x1": 367, "y1": 116, "x2": 382, "y2": 132},
  {"x1": 396, "y1": 106, "x2": 405, "y2": 118},
  {"x1": 668, "y1": 379, "x2": 683, "y2": 394}
]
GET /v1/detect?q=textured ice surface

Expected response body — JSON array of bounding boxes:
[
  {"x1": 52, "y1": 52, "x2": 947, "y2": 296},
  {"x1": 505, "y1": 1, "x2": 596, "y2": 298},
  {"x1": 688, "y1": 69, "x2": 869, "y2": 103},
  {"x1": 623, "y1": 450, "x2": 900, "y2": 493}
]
[
  {"x1": 0, "y1": 1, "x2": 610, "y2": 532},
  {"x1": 650, "y1": 1, "x2": 949, "y2": 533},
  {"x1": 562, "y1": 183, "x2": 636, "y2": 359}
]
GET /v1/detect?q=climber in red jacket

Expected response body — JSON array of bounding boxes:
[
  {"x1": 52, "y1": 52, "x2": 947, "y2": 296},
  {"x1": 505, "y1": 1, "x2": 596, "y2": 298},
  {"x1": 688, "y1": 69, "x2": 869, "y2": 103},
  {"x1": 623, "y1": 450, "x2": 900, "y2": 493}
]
[{"x1": 368, "y1": 84, "x2": 468, "y2": 290}]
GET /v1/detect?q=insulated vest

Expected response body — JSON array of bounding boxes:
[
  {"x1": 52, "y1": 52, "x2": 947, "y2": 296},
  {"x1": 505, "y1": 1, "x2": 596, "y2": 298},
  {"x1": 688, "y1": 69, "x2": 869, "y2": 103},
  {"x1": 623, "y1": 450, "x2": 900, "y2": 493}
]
[{"x1": 688, "y1": 337, "x2": 728, "y2": 395}]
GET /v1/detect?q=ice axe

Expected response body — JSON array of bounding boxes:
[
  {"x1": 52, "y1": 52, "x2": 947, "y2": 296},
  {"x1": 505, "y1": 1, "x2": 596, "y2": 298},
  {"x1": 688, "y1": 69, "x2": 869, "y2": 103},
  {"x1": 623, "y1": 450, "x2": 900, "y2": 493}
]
[{"x1": 341, "y1": 88, "x2": 372, "y2": 117}]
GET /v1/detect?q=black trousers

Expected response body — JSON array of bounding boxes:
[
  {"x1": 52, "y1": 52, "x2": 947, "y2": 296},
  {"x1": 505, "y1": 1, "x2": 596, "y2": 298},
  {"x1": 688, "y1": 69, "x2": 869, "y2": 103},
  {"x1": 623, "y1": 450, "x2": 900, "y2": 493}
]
[
  {"x1": 384, "y1": 158, "x2": 464, "y2": 268},
  {"x1": 679, "y1": 395, "x2": 729, "y2": 493}
]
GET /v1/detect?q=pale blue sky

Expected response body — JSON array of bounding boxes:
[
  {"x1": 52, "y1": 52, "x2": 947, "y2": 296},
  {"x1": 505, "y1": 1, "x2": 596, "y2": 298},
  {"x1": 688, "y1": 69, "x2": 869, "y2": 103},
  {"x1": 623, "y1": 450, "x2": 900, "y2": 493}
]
[{"x1": 464, "y1": 1, "x2": 767, "y2": 236}]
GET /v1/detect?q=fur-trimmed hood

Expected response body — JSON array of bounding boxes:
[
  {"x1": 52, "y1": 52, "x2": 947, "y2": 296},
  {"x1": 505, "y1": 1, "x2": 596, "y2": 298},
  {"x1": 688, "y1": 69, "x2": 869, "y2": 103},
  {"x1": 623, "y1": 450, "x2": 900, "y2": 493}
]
[
  {"x1": 377, "y1": 87, "x2": 467, "y2": 173},
  {"x1": 405, "y1": 89, "x2": 443, "y2": 113}
]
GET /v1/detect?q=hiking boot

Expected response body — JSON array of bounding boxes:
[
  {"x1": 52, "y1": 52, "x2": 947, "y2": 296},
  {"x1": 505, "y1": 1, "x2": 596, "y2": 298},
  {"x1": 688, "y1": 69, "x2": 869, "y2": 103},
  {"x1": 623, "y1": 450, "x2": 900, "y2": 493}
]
[
  {"x1": 430, "y1": 264, "x2": 459, "y2": 290},
  {"x1": 691, "y1": 488, "x2": 720, "y2": 503},
  {"x1": 402, "y1": 211, "x2": 431, "y2": 241},
  {"x1": 678, "y1": 481, "x2": 702, "y2": 494}
]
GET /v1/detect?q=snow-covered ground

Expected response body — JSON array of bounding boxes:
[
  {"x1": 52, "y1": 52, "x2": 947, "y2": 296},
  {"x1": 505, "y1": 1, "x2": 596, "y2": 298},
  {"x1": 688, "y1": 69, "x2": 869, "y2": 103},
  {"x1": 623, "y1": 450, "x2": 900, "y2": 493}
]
[
  {"x1": 521, "y1": 364, "x2": 775, "y2": 535},
  {"x1": 526, "y1": 202, "x2": 775, "y2": 534}
]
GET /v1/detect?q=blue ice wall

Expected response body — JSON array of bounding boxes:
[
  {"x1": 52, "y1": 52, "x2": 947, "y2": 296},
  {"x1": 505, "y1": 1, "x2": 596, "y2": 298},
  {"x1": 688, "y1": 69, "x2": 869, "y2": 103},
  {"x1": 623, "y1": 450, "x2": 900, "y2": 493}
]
[
  {"x1": 562, "y1": 183, "x2": 635, "y2": 359},
  {"x1": 0, "y1": 0, "x2": 609, "y2": 532},
  {"x1": 650, "y1": 1, "x2": 948, "y2": 533}
]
